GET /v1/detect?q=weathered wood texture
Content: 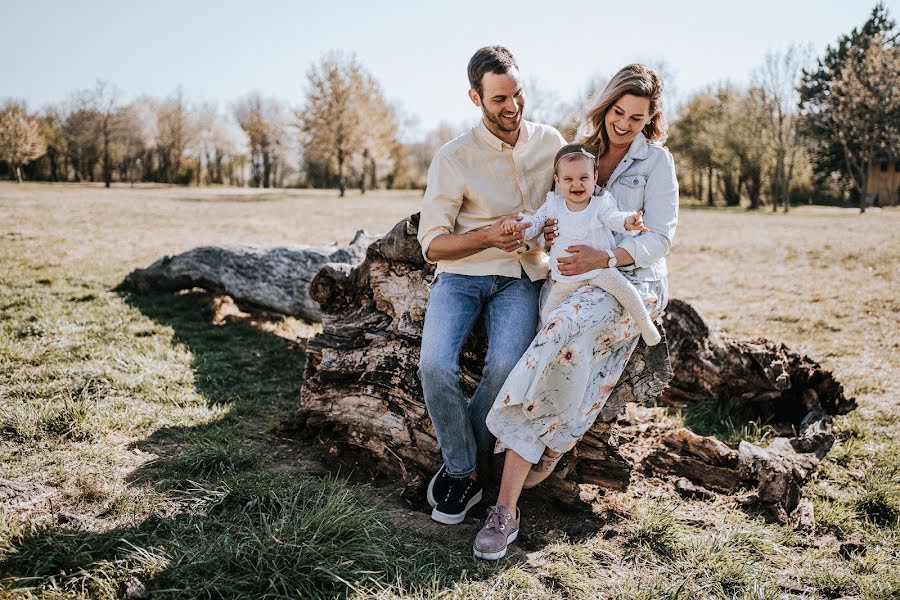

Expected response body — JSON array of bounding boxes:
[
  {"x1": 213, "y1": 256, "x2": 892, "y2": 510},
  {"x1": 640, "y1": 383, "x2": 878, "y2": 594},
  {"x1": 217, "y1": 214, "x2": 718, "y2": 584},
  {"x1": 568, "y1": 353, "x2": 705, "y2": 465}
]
[
  {"x1": 300, "y1": 214, "x2": 855, "y2": 518},
  {"x1": 124, "y1": 231, "x2": 379, "y2": 322}
]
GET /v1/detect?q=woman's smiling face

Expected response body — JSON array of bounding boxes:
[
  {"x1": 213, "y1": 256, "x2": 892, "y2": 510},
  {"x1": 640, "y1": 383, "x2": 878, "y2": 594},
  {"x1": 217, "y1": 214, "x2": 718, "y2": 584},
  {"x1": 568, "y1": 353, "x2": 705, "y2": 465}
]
[{"x1": 604, "y1": 94, "x2": 652, "y2": 148}]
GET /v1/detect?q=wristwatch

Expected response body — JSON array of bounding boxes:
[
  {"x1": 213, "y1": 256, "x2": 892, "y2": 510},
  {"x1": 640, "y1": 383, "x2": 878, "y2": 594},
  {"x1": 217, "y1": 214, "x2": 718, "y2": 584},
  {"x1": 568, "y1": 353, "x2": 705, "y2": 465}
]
[{"x1": 606, "y1": 249, "x2": 617, "y2": 268}]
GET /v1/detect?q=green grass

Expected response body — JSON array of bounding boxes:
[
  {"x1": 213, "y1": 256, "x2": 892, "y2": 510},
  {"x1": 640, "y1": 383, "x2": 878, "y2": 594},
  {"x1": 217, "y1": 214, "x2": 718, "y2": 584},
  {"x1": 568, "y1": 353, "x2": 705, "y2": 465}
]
[
  {"x1": 2, "y1": 187, "x2": 899, "y2": 599},
  {"x1": 680, "y1": 398, "x2": 779, "y2": 448},
  {"x1": 625, "y1": 501, "x2": 686, "y2": 560},
  {"x1": 0, "y1": 475, "x2": 458, "y2": 600}
]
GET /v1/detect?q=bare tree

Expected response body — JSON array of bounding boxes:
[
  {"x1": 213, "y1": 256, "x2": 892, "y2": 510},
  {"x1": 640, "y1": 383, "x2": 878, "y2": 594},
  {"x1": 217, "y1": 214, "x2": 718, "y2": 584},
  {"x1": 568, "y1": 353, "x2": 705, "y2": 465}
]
[
  {"x1": 90, "y1": 81, "x2": 121, "y2": 188},
  {"x1": 355, "y1": 76, "x2": 397, "y2": 194},
  {"x1": 61, "y1": 91, "x2": 101, "y2": 182},
  {"x1": 298, "y1": 52, "x2": 397, "y2": 196},
  {"x1": 669, "y1": 89, "x2": 721, "y2": 205},
  {"x1": 112, "y1": 104, "x2": 150, "y2": 186},
  {"x1": 753, "y1": 45, "x2": 812, "y2": 212},
  {"x1": 234, "y1": 93, "x2": 288, "y2": 188},
  {"x1": 37, "y1": 106, "x2": 67, "y2": 181},
  {"x1": 0, "y1": 102, "x2": 46, "y2": 182},
  {"x1": 156, "y1": 91, "x2": 195, "y2": 184},
  {"x1": 196, "y1": 103, "x2": 247, "y2": 186},
  {"x1": 127, "y1": 97, "x2": 161, "y2": 182}
]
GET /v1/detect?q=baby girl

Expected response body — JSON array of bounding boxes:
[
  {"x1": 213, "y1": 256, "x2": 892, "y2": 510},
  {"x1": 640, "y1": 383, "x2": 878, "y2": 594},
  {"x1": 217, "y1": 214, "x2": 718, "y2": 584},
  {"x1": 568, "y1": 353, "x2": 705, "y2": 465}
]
[{"x1": 503, "y1": 143, "x2": 661, "y2": 345}]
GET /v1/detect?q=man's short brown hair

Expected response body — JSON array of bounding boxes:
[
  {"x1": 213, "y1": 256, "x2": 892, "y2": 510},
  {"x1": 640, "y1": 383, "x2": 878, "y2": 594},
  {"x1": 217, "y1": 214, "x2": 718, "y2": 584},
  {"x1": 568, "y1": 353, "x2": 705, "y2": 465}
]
[{"x1": 467, "y1": 46, "x2": 519, "y2": 99}]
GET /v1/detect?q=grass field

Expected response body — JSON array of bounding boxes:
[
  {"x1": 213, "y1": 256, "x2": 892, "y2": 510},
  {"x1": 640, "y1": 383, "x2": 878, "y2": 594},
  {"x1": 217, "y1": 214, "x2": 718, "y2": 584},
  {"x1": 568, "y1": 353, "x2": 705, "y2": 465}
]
[{"x1": 1, "y1": 183, "x2": 898, "y2": 599}]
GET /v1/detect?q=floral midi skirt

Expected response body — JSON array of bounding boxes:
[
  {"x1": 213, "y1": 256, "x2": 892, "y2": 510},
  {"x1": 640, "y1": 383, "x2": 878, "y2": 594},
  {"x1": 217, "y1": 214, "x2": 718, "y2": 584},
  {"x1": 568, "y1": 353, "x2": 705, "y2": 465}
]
[{"x1": 486, "y1": 276, "x2": 669, "y2": 464}]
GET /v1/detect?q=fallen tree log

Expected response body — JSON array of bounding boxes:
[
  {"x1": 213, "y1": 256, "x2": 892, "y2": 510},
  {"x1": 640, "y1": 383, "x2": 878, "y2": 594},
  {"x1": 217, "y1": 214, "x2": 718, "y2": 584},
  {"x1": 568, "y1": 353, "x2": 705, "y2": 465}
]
[
  {"x1": 300, "y1": 214, "x2": 855, "y2": 519},
  {"x1": 124, "y1": 231, "x2": 379, "y2": 322}
]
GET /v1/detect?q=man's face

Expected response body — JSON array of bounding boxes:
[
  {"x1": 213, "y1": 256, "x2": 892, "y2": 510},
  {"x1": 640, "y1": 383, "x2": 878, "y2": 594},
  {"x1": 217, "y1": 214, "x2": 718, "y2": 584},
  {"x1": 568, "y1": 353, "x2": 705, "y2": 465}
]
[{"x1": 470, "y1": 69, "x2": 525, "y2": 134}]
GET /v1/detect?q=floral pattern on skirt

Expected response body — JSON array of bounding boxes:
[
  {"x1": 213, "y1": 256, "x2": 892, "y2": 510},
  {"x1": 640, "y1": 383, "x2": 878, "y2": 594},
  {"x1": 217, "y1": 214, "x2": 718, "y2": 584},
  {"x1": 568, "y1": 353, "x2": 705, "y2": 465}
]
[{"x1": 486, "y1": 277, "x2": 668, "y2": 464}]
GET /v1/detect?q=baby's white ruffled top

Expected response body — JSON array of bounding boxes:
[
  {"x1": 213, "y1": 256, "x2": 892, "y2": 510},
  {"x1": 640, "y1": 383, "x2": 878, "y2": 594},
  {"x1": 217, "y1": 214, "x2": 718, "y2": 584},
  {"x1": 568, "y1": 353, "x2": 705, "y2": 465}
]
[{"x1": 523, "y1": 191, "x2": 633, "y2": 283}]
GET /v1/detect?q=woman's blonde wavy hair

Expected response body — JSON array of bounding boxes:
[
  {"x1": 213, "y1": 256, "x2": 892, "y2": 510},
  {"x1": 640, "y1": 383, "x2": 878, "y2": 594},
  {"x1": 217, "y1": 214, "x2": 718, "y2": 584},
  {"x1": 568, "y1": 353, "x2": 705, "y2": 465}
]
[{"x1": 578, "y1": 64, "x2": 667, "y2": 158}]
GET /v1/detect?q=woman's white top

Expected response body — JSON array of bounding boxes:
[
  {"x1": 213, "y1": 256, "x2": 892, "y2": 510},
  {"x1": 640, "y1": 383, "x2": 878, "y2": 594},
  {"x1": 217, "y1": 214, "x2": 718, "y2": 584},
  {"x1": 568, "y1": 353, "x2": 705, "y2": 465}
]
[{"x1": 523, "y1": 191, "x2": 632, "y2": 283}]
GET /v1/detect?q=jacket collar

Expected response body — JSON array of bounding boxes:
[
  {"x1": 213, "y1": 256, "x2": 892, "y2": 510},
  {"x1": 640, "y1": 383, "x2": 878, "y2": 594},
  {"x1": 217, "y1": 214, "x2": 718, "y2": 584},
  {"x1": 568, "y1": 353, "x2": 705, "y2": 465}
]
[
  {"x1": 624, "y1": 131, "x2": 651, "y2": 160},
  {"x1": 606, "y1": 132, "x2": 651, "y2": 186},
  {"x1": 475, "y1": 118, "x2": 531, "y2": 151}
]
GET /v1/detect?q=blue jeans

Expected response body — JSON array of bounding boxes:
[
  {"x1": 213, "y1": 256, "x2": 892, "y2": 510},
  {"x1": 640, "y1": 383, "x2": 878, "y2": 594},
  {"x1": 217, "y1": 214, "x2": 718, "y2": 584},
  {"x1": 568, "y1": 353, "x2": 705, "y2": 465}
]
[{"x1": 418, "y1": 272, "x2": 541, "y2": 477}]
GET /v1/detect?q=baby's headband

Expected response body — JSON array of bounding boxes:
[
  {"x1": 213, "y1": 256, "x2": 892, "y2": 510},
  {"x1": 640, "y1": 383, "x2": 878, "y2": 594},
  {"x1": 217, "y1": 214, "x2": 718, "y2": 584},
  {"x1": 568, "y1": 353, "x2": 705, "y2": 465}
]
[{"x1": 554, "y1": 148, "x2": 596, "y2": 170}]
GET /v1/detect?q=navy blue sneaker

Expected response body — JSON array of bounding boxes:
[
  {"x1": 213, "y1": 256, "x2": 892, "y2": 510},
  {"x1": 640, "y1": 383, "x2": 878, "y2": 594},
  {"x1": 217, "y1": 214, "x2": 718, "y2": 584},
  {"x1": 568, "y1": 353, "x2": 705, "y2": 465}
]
[
  {"x1": 427, "y1": 464, "x2": 451, "y2": 508},
  {"x1": 431, "y1": 475, "x2": 483, "y2": 525}
]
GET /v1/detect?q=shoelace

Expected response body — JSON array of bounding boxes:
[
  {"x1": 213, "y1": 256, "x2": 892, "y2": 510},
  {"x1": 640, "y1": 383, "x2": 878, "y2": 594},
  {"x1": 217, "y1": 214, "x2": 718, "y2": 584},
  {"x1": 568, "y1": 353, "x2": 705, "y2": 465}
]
[
  {"x1": 443, "y1": 479, "x2": 473, "y2": 503},
  {"x1": 484, "y1": 506, "x2": 511, "y2": 532}
]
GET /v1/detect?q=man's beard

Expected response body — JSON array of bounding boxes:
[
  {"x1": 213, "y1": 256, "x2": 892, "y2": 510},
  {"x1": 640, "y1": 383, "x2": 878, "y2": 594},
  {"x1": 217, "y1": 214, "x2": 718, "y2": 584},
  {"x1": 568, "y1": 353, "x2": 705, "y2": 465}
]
[{"x1": 483, "y1": 106, "x2": 520, "y2": 133}]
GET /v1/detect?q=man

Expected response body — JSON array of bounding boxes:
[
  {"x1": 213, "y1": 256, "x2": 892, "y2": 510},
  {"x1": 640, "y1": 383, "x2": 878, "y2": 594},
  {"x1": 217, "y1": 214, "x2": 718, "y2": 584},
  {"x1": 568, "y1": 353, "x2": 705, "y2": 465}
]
[{"x1": 417, "y1": 46, "x2": 566, "y2": 524}]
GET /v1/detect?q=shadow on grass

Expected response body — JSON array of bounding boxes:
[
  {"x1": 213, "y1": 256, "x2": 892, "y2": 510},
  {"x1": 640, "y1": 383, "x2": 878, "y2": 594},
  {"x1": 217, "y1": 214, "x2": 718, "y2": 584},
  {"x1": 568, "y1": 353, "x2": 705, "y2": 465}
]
[
  {"x1": 0, "y1": 288, "x2": 510, "y2": 598},
  {"x1": 117, "y1": 288, "x2": 305, "y2": 484},
  {"x1": 0, "y1": 473, "x2": 480, "y2": 599},
  {"x1": 1, "y1": 287, "x2": 612, "y2": 598}
]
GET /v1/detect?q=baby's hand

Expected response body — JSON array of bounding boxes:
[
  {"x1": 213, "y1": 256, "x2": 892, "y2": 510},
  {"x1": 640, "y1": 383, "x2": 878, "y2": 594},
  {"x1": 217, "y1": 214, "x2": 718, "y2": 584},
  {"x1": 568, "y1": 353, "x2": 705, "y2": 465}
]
[
  {"x1": 625, "y1": 210, "x2": 650, "y2": 232},
  {"x1": 500, "y1": 217, "x2": 519, "y2": 234},
  {"x1": 500, "y1": 214, "x2": 528, "y2": 234}
]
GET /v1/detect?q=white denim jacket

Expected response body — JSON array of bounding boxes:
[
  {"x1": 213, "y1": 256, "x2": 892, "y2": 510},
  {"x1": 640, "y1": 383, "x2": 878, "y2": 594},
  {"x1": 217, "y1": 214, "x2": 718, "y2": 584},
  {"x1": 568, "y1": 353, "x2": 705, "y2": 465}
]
[{"x1": 602, "y1": 132, "x2": 679, "y2": 282}]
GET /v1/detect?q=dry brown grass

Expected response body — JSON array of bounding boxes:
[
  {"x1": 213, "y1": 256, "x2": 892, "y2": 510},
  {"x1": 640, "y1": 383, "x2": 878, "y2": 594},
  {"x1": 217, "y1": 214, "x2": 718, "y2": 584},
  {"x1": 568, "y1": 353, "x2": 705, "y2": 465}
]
[
  {"x1": 4, "y1": 182, "x2": 894, "y2": 413},
  {"x1": 0, "y1": 183, "x2": 421, "y2": 274},
  {"x1": 667, "y1": 205, "x2": 899, "y2": 419},
  {"x1": 1, "y1": 182, "x2": 898, "y2": 599}
]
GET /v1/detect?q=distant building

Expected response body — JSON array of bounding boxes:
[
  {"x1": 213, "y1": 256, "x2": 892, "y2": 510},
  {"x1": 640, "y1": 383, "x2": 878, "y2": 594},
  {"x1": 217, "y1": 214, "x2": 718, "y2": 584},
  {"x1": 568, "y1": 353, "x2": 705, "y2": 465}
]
[{"x1": 866, "y1": 157, "x2": 900, "y2": 206}]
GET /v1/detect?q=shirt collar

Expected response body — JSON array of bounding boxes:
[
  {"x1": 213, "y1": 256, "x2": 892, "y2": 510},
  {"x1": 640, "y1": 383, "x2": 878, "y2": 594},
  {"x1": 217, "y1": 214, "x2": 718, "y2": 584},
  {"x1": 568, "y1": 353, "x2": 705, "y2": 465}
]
[{"x1": 475, "y1": 119, "x2": 531, "y2": 151}]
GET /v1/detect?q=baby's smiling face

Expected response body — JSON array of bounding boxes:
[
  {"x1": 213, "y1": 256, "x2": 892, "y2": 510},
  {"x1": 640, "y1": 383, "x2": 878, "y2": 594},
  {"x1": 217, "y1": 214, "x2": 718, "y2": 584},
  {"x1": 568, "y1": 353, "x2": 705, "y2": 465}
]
[{"x1": 555, "y1": 155, "x2": 596, "y2": 211}]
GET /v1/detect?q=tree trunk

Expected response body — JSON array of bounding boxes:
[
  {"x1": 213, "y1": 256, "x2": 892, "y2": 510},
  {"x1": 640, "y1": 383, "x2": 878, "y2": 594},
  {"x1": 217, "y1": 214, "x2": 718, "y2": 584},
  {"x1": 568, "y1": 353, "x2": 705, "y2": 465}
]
[
  {"x1": 297, "y1": 214, "x2": 855, "y2": 517},
  {"x1": 338, "y1": 152, "x2": 346, "y2": 197},
  {"x1": 124, "y1": 232, "x2": 380, "y2": 323},
  {"x1": 103, "y1": 122, "x2": 112, "y2": 189},
  {"x1": 360, "y1": 149, "x2": 369, "y2": 194}
]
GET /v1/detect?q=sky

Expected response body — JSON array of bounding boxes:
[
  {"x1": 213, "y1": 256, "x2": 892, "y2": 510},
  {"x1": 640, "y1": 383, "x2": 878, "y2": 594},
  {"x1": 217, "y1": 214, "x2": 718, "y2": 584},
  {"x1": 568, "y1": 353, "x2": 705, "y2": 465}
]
[{"x1": 2, "y1": 0, "x2": 897, "y2": 139}]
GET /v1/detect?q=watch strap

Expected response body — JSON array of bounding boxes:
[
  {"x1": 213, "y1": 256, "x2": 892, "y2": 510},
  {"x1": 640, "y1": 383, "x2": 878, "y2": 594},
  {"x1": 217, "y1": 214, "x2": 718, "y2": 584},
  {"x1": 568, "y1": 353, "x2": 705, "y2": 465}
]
[{"x1": 605, "y1": 249, "x2": 617, "y2": 268}]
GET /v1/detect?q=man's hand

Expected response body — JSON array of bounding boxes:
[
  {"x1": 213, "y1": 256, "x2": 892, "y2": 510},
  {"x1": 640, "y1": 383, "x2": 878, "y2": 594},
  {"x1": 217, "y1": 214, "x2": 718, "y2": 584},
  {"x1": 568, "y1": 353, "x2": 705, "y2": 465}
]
[
  {"x1": 483, "y1": 215, "x2": 529, "y2": 252},
  {"x1": 543, "y1": 218, "x2": 559, "y2": 249},
  {"x1": 424, "y1": 214, "x2": 530, "y2": 262},
  {"x1": 498, "y1": 214, "x2": 526, "y2": 235},
  {"x1": 556, "y1": 245, "x2": 607, "y2": 276},
  {"x1": 625, "y1": 210, "x2": 650, "y2": 232}
]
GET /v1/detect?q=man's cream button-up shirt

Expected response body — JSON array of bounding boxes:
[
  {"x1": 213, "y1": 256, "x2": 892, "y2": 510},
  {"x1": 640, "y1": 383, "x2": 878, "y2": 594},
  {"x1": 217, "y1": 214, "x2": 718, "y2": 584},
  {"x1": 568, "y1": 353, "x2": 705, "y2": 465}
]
[{"x1": 417, "y1": 119, "x2": 567, "y2": 281}]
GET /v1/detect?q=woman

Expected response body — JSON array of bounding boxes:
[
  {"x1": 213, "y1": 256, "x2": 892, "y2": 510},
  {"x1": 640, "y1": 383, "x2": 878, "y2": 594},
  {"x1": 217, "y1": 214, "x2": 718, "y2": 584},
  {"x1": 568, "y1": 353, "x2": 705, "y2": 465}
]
[{"x1": 472, "y1": 64, "x2": 679, "y2": 560}]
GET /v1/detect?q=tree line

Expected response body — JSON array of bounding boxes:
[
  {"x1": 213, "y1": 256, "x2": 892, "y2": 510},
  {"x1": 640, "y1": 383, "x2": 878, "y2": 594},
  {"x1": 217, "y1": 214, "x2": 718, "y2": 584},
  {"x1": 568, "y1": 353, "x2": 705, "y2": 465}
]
[
  {"x1": 1, "y1": 4, "x2": 896, "y2": 210},
  {"x1": 667, "y1": 4, "x2": 898, "y2": 212},
  {"x1": 0, "y1": 53, "x2": 433, "y2": 196}
]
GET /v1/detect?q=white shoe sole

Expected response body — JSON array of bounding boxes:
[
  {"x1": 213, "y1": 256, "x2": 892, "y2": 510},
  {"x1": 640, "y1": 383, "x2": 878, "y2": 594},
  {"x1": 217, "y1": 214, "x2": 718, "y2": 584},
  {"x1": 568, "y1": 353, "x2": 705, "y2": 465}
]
[
  {"x1": 473, "y1": 529, "x2": 519, "y2": 560},
  {"x1": 426, "y1": 470, "x2": 441, "y2": 508},
  {"x1": 431, "y1": 489, "x2": 483, "y2": 524}
]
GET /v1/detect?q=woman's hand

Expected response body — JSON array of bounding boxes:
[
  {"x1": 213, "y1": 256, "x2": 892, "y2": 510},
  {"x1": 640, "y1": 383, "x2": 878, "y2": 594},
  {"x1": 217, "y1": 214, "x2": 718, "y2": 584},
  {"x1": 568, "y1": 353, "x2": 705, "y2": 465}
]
[
  {"x1": 543, "y1": 218, "x2": 558, "y2": 249},
  {"x1": 556, "y1": 245, "x2": 607, "y2": 276}
]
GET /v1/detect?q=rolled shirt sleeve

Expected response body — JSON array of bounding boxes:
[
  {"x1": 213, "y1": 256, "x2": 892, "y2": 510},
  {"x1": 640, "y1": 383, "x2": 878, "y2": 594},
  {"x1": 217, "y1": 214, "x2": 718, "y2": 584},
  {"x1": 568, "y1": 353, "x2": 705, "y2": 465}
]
[
  {"x1": 417, "y1": 151, "x2": 464, "y2": 264},
  {"x1": 617, "y1": 149, "x2": 678, "y2": 268}
]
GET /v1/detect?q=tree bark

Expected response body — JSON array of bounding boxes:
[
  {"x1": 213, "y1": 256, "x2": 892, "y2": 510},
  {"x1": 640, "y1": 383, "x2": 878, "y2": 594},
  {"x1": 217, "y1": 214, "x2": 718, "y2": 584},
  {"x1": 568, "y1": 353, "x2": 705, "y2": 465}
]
[
  {"x1": 120, "y1": 214, "x2": 856, "y2": 519},
  {"x1": 297, "y1": 214, "x2": 855, "y2": 517},
  {"x1": 124, "y1": 232, "x2": 379, "y2": 322}
]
